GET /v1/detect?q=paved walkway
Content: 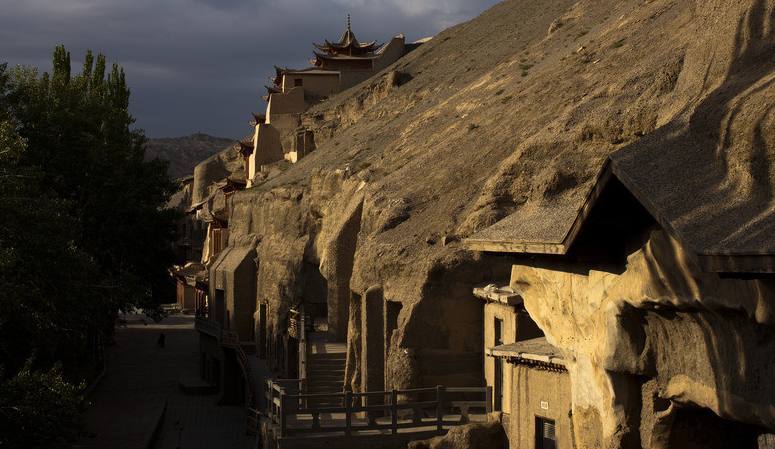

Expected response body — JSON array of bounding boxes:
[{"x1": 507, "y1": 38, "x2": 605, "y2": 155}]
[{"x1": 74, "y1": 314, "x2": 255, "y2": 449}]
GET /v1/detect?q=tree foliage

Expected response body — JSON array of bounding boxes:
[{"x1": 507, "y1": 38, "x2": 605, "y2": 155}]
[
  {"x1": 0, "y1": 360, "x2": 83, "y2": 449},
  {"x1": 0, "y1": 46, "x2": 179, "y2": 445}
]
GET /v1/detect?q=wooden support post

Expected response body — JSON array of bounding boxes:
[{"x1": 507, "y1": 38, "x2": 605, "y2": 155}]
[
  {"x1": 391, "y1": 389, "x2": 398, "y2": 435},
  {"x1": 300, "y1": 378, "x2": 306, "y2": 409},
  {"x1": 279, "y1": 390, "x2": 287, "y2": 437},
  {"x1": 299, "y1": 305, "x2": 307, "y2": 386},
  {"x1": 267, "y1": 381, "x2": 274, "y2": 420},
  {"x1": 485, "y1": 385, "x2": 493, "y2": 414},
  {"x1": 312, "y1": 411, "x2": 320, "y2": 430},
  {"x1": 345, "y1": 391, "x2": 352, "y2": 437},
  {"x1": 436, "y1": 385, "x2": 445, "y2": 432}
]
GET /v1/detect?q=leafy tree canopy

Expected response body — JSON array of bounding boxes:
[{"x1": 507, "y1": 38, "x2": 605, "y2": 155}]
[
  {"x1": 0, "y1": 359, "x2": 84, "y2": 449},
  {"x1": 0, "y1": 46, "x2": 178, "y2": 379}
]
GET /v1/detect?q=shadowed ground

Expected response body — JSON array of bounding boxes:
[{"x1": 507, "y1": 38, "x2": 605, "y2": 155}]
[{"x1": 73, "y1": 314, "x2": 254, "y2": 449}]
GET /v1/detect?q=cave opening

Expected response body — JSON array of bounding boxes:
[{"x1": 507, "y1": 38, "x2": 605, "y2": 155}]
[{"x1": 667, "y1": 406, "x2": 760, "y2": 449}]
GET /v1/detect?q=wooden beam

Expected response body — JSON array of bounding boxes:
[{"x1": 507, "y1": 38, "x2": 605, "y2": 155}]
[{"x1": 461, "y1": 239, "x2": 567, "y2": 255}]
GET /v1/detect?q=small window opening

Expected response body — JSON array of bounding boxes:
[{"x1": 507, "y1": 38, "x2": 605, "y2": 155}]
[{"x1": 535, "y1": 417, "x2": 556, "y2": 449}]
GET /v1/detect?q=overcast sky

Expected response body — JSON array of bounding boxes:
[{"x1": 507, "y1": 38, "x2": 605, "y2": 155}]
[{"x1": 0, "y1": 0, "x2": 500, "y2": 138}]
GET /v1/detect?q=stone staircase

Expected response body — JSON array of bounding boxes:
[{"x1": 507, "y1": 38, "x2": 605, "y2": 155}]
[{"x1": 306, "y1": 332, "x2": 346, "y2": 407}]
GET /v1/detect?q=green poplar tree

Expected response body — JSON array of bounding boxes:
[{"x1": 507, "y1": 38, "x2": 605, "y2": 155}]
[{"x1": 0, "y1": 46, "x2": 180, "y2": 448}]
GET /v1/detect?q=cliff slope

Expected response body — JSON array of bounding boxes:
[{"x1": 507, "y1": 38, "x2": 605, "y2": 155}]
[{"x1": 228, "y1": 0, "x2": 774, "y2": 431}]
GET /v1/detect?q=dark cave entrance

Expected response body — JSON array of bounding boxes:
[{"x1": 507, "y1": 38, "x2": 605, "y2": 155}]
[
  {"x1": 303, "y1": 261, "x2": 329, "y2": 332},
  {"x1": 668, "y1": 406, "x2": 760, "y2": 449}
]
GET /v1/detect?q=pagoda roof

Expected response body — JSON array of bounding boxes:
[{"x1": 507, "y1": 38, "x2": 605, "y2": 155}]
[
  {"x1": 282, "y1": 68, "x2": 340, "y2": 75},
  {"x1": 313, "y1": 39, "x2": 379, "y2": 53},
  {"x1": 313, "y1": 14, "x2": 381, "y2": 56},
  {"x1": 313, "y1": 51, "x2": 379, "y2": 61}
]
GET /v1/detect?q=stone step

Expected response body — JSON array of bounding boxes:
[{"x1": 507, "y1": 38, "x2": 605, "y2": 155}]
[
  {"x1": 307, "y1": 387, "x2": 344, "y2": 394},
  {"x1": 309, "y1": 357, "x2": 345, "y2": 362},
  {"x1": 309, "y1": 350, "x2": 346, "y2": 355},
  {"x1": 308, "y1": 357, "x2": 346, "y2": 364},
  {"x1": 308, "y1": 369, "x2": 345, "y2": 375},
  {"x1": 308, "y1": 378, "x2": 344, "y2": 383},
  {"x1": 307, "y1": 374, "x2": 344, "y2": 381},
  {"x1": 309, "y1": 350, "x2": 346, "y2": 357},
  {"x1": 308, "y1": 365, "x2": 346, "y2": 371},
  {"x1": 307, "y1": 385, "x2": 343, "y2": 391},
  {"x1": 308, "y1": 361, "x2": 345, "y2": 366},
  {"x1": 307, "y1": 368, "x2": 345, "y2": 374},
  {"x1": 307, "y1": 384, "x2": 344, "y2": 389}
]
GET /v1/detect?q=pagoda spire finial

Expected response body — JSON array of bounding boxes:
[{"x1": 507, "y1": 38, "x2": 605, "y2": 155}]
[{"x1": 347, "y1": 13, "x2": 351, "y2": 32}]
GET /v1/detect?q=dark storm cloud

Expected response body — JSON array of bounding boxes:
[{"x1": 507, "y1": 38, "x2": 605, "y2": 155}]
[{"x1": 0, "y1": 0, "x2": 501, "y2": 138}]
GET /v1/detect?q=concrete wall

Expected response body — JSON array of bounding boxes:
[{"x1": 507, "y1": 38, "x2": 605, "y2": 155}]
[
  {"x1": 282, "y1": 73, "x2": 339, "y2": 100},
  {"x1": 266, "y1": 112, "x2": 301, "y2": 160},
  {"x1": 199, "y1": 332, "x2": 225, "y2": 392},
  {"x1": 373, "y1": 36, "x2": 407, "y2": 72},
  {"x1": 179, "y1": 283, "x2": 196, "y2": 311},
  {"x1": 268, "y1": 87, "x2": 305, "y2": 116},
  {"x1": 509, "y1": 365, "x2": 572, "y2": 449},
  {"x1": 483, "y1": 302, "x2": 546, "y2": 416},
  {"x1": 225, "y1": 248, "x2": 257, "y2": 341},
  {"x1": 484, "y1": 302, "x2": 517, "y2": 414},
  {"x1": 339, "y1": 70, "x2": 377, "y2": 92},
  {"x1": 248, "y1": 124, "x2": 284, "y2": 185}
]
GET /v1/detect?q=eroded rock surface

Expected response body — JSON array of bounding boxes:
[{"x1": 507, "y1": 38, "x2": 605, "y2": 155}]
[
  {"x1": 408, "y1": 421, "x2": 508, "y2": 449},
  {"x1": 221, "y1": 0, "x2": 774, "y2": 446}
]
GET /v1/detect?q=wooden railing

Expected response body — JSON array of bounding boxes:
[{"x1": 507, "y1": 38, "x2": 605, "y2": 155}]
[
  {"x1": 266, "y1": 379, "x2": 305, "y2": 418},
  {"x1": 194, "y1": 316, "x2": 221, "y2": 339},
  {"x1": 222, "y1": 330, "x2": 257, "y2": 409},
  {"x1": 264, "y1": 381, "x2": 492, "y2": 437}
]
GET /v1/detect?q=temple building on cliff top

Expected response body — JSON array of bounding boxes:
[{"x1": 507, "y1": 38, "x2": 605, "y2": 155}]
[{"x1": 242, "y1": 16, "x2": 425, "y2": 187}]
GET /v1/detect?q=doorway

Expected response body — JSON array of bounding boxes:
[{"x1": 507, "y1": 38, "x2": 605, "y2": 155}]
[{"x1": 494, "y1": 317, "x2": 504, "y2": 411}]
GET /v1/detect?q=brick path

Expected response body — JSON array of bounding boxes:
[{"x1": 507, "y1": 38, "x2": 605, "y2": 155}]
[{"x1": 74, "y1": 314, "x2": 255, "y2": 449}]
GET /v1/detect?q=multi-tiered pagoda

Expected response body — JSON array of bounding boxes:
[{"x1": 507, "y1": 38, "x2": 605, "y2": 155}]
[
  {"x1": 314, "y1": 15, "x2": 380, "y2": 58},
  {"x1": 310, "y1": 15, "x2": 385, "y2": 72}
]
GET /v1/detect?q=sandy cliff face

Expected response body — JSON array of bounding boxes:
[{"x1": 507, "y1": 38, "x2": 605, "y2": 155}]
[{"x1": 226, "y1": 0, "x2": 773, "y2": 446}]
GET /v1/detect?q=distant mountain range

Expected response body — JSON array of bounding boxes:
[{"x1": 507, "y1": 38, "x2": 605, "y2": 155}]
[{"x1": 144, "y1": 133, "x2": 235, "y2": 179}]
